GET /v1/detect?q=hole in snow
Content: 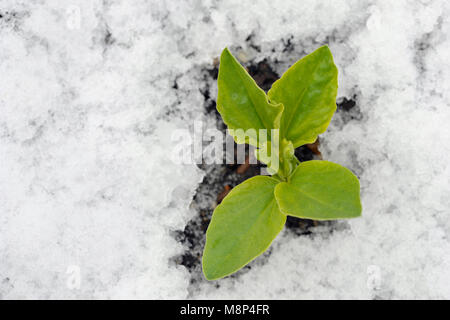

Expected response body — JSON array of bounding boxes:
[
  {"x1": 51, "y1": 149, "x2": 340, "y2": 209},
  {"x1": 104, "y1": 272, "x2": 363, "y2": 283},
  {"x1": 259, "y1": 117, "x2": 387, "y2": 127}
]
[{"x1": 336, "y1": 94, "x2": 363, "y2": 124}]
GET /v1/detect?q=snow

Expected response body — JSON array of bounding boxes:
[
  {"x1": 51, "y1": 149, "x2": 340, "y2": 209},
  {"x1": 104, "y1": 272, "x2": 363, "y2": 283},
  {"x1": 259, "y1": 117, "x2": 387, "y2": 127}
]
[{"x1": 1, "y1": 0, "x2": 450, "y2": 299}]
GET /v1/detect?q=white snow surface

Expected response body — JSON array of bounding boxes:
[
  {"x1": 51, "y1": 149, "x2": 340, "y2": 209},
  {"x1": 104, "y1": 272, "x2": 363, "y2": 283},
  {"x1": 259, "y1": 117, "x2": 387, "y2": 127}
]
[{"x1": 1, "y1": 0, "x2": 450, "y2": 299}]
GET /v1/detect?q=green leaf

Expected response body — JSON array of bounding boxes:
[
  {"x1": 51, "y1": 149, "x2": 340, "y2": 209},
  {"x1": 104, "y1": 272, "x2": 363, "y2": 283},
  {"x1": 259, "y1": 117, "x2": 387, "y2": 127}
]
[
  {"x1": 268, "y1": 45, "x2": 338, "y2": 148},
  {"x1": 217, "y1": 48, "x2": 283, "y2": 146},
  {"x1": 274, "y1": 160, "x2": 362, "y2": 220},
  {"x1": 203, "y1": 176, "x2": 286, "y2": 280}
]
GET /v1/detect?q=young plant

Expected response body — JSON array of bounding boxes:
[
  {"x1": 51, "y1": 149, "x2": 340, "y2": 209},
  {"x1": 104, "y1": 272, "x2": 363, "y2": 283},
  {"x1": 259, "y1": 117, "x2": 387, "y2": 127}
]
[{"x1": 202, "y1": 46, "x2": 362, "y2": 280}]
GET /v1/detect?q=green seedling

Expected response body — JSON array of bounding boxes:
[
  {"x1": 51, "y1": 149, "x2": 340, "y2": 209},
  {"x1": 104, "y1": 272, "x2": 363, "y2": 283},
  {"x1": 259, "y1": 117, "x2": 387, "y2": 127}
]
[{"x1": 202, "y1": 46, "x2": 362, "y2": 280}]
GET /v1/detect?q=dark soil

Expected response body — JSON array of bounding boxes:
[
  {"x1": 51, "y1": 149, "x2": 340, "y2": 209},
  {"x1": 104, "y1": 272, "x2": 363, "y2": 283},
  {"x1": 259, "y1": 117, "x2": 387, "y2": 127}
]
[{"x1": 172, "y1": 52, "x2": 359, "y2": 289}]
